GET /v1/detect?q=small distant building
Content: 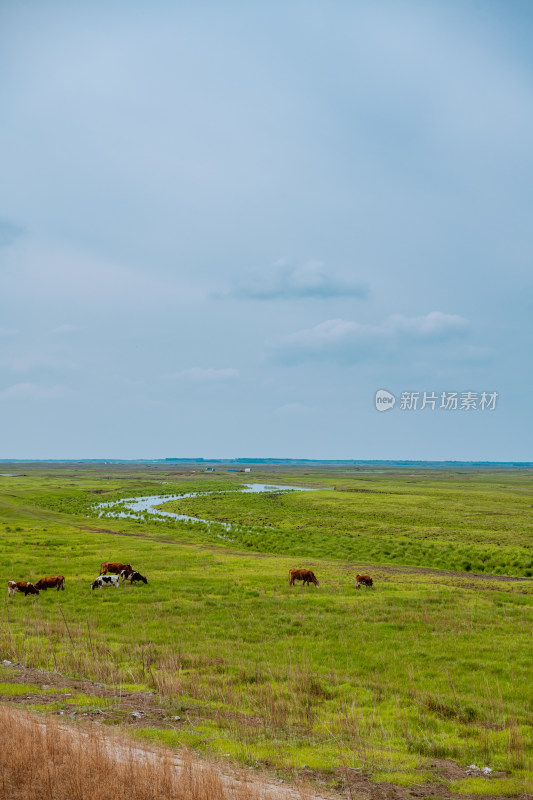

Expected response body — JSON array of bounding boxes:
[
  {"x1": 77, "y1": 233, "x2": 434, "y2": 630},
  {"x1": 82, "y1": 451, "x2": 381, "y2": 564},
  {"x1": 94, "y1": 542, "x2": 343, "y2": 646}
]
[
  {"x1": 204, "y1": 467, "x2": 216, "y2": 473},
  {"x1": 243, "y1": 468, "x2": 251, "y2": 473}
]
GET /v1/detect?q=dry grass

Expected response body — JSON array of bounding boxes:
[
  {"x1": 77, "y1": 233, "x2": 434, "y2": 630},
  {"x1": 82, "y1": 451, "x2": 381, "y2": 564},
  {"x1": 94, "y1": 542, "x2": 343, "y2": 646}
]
[{"x1": 0, "y1": 705, "x2": 282, "y2": 800}]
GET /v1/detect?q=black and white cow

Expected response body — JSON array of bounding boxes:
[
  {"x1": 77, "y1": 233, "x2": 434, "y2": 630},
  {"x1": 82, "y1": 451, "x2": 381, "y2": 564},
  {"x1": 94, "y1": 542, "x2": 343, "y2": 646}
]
[
  {"x1": 91, "y1": 574, "x2": 120, "y2": 590},
  {"x1": 121, "y1": 570, "x2": 148, "y2": 585}
]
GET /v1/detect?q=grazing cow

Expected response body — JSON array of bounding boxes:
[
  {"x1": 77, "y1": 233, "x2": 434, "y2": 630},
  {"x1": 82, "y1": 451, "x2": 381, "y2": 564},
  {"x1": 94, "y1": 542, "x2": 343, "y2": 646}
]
[
  {"x1": 288, "y1": 568, "x2": 320, "y2": 587},
  {"x1": 100, "y1": 562, "x2": 133, "y2": 578},
  {"x1": 34, "y1": 575, "x2": 65, "y2": 592},
  {"x1": 355, "y1": 573, "x2": 373, "y2": 589},
  {"x1": 91, "y1": 574, "x2": 120, "y2": 590},
  {"x1": 7, "y1": 580, "x2": 40, "y2": 597},
  {"x1": 120, "y1": 570, "x2": 148, "y2": 585}
]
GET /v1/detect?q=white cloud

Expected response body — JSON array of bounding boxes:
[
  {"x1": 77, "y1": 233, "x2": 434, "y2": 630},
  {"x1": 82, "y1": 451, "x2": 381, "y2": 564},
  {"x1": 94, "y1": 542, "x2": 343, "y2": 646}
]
[
  {"x1": 270, "y1": 312, "x2": 469, "y2": 365},
  {"x1": 382, "y1": 312, "x2": 468, "y2": 340},
  {"x1": 0, "y1": 353, "x2": 79, "y2": 374},
  {"x1": 0, "y1": 382, "x2": 72, "y2": 401},
  {"x1": 170, "y1": 367, "x2": 239, "y2": 382},
  {"x1": 221, "y1": 259, "x2": 369, "y2": 300}
]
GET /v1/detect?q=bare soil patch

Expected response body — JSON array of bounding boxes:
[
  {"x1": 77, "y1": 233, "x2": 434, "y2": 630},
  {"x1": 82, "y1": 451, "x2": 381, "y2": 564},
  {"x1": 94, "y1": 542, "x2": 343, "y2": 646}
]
[{"x1": 0, "y1": 662, "x2": 516, "y2": 800}]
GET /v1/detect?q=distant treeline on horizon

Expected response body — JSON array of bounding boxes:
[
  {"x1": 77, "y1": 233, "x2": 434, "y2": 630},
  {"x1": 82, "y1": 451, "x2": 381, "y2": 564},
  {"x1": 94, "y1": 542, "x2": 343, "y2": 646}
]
[{"x1": 0, "y1": 459, "x2": 531, "y2": 467}]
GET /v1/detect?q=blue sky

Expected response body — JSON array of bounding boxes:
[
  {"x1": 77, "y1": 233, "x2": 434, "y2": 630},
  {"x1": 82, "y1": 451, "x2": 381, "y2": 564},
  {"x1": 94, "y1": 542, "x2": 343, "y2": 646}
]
[{"x1": 1, "y1": 0, "x2": 531, "y2": 459}]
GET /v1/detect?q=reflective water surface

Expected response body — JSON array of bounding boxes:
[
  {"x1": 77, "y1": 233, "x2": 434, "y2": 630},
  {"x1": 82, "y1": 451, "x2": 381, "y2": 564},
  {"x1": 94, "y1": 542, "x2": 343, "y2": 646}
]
[{"x1": 96, "y1": 483, "x2": 316, "y2": 529}]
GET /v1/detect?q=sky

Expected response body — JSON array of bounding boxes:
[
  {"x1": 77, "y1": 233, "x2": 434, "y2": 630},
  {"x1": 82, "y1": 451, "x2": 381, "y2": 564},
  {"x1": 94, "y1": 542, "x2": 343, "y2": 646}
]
[{"x1": 1, "y1": 0, "x2": 532, "y2": 460}]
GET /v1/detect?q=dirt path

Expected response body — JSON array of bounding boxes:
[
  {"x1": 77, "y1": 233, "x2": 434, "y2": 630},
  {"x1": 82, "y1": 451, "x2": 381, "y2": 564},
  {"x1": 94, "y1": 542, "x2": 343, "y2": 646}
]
[
  {"x1": 0, "y1": 663, "x2": 329, "y2": 800},
  {"x1": 3, "y1": 703, "x2": 323, "y2": 800},
  {"x1": 0, "y1": 661, "x2": 514, "y2": 800}
]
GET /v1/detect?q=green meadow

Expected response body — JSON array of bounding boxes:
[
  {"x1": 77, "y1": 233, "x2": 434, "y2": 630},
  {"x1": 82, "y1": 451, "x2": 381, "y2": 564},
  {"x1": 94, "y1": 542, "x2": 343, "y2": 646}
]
[
  {"x1": 157, "y1": 472, "x2": 533, "y2": 576},
  {"x1": 0, "y1": 465, "x2": 532, "y2": 796}
]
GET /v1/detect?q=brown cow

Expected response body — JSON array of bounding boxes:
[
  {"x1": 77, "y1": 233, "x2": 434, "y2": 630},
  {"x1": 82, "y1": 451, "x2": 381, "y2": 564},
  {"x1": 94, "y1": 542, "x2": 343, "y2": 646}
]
[
  {"x1": 100, "y1": 562, "x2": 133, "y2": 577},
  {"x1": 356, "y1": 573, "x2": 373, "y2": 589},
  {"x1": 7, "y1": 580, "x2": 40, "y2": 597},
  {"x1": 34, "y1": 575, "x2": 65, "y2": 592},
  {"x1": 289, "y1": 568, "x2": 320, "y2": 587}
]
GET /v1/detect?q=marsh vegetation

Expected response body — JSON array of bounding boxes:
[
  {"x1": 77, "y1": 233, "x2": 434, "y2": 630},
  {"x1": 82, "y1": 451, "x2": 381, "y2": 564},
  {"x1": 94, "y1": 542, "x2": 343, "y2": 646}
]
[{"x1": 0, "y1": 465, "x2": 532, "y2": 797}]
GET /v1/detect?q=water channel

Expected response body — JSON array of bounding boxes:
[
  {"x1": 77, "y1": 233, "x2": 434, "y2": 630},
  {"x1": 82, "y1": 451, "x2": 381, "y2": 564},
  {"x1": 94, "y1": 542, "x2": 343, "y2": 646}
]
[{"x1": 96, "y1": 483, "x2": 316, "y2": 531}]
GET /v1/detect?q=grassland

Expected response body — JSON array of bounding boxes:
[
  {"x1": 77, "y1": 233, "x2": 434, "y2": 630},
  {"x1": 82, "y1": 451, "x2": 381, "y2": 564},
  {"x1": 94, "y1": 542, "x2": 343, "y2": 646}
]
[
  {"x1": 0, "y1": 704, "x2": 260, "y2": 800},
  {"x1": 0, "y1": 464, "x2": 532, "y2": 798},
  {"x1": 155, "y1": 472, "x2": 533, "y2": 576}
]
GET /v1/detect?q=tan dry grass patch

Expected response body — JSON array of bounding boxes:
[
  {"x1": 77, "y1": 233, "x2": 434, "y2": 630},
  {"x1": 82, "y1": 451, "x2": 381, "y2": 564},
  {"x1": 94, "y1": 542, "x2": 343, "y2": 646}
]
[{"x1": 0, "y1": 704, "x2": 299, "y2": 800}]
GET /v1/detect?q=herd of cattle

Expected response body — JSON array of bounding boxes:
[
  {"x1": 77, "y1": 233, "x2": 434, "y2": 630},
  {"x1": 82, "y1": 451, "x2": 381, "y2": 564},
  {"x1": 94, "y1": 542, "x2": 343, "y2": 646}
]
[
  {"x1": 288, "y1": 568, "x2": 373, "y2": 589},
  {"x1": 7, "y1": 562, "x2": 148, "y2": 598},
  {"x1": 92, "y1": 562, "x2": 148, "y2": 590},
  {"x1": 7, "y1": 564, "x2": 373, "y2": 598}
]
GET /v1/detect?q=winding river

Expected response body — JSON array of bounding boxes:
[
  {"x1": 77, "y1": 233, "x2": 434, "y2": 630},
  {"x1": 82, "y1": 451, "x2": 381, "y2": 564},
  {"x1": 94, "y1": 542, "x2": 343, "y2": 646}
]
[{"x1": 96, "y1": 483, "x2": 316, "y2": 530}]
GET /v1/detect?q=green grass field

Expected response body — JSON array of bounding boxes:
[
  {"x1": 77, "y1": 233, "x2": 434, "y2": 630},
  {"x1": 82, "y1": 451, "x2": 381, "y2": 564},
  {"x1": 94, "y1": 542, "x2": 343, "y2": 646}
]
[{"x1": 0, "y1": 465, "x2": 532, "y2": 796}]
